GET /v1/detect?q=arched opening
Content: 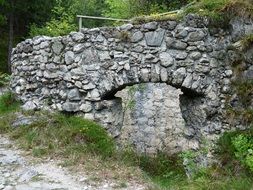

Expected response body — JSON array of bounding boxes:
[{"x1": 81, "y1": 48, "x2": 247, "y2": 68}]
[{"x1": 106, "y1": 82, "x2": 205, "y2": 155}]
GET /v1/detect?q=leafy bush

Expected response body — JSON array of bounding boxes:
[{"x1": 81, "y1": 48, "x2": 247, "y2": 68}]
[
  {"x1": 29, "y1": 18, "x2": 76, "y2": 37},
  {"x1": 104, "y1": 0, "x2": 190, "y2": 19},
  {"x1": 217, "y1": 129, "x2": 253, "y2": 173},
  {"x1": 232, "y1": 134, "x2": 253, "y2": 172}
]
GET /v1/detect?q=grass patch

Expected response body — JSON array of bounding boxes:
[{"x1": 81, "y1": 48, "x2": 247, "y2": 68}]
[
  {"x1": 184, "y1": 0, "x2": 253, "y2": 20},
  {"x1": 133, "y1": 0, "x2": 253, "y2": 28},
  {"x1": 8, "y1": 113, "x2": 116, "y2": 158},
  {"x1": 0, "y1": 92, "x2": 20, "y2": 114},
  {"x1": 132, "y1": 13, "x2": 178, "y2": 24}
]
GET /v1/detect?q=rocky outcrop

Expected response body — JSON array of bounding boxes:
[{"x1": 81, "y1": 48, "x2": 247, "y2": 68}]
[{"x1": 10, "y1": 14, "x2": 253, "y2": 154}]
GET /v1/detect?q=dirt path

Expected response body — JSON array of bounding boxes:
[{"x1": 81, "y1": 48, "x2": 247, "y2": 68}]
[{"x1": 0, "y1": 135, "x2": 146, "y2": 190}]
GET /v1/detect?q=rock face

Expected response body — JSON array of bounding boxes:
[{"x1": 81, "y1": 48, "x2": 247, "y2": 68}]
[
  {"x1": 10, "y1": 14, "x2": 253, "y2": 155},
  {"x1": 115, "y1": 84, "x2": 193, "y2": 154}
]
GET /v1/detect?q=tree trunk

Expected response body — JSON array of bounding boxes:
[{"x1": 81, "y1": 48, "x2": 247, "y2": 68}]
[{"x1": 7, "y1": 0, "x2": 14, "y2": 73}]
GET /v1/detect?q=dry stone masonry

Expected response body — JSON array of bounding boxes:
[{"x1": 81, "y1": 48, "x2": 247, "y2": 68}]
[{"x1": 11, "y1": 14, "x2": 253, "y2": 155}]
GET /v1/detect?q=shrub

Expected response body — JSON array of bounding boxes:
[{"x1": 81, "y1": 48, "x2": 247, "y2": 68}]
[
  {"x1": 232, "y1": 134, "x2": 253, "y2": 172},
  {"x1": 29, "y1": 18, "x2": 76, "y2": 37}
]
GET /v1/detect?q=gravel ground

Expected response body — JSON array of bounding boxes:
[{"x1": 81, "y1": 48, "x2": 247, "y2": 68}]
[{"x1": 0, "y1": 135, "x2": 146, "y2": 190}]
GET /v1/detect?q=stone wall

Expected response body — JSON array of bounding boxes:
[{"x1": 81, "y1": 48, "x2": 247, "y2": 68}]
[
  {"x1": 10, "y1": 14, "x2": 253, "y2": 154},
  {"x1": 115, "y1": 83, "x2": 196, "y2": 154}
]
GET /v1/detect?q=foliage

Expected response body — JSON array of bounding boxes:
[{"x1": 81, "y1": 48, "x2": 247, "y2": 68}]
[
  {"x1": 226, "y1": 53, "x2": 253, "y2": 126},
  {"x1": 184, "y1": 0, "x2": 253, "y2": 28},
  {"x1": 226, "y1": 68, "x2": 253, "y2": 125},
  {"x1": 0, "y1": 72, "x2": 10, "y2": 87},
  {"x1": 217, "y1": 129, "x2": 253, "y2": 173},
  {"x1": 29, "y1": 18, "x2": 76, "y2": 37},
  {"x1": 232, "y1": 134, "x2": 253, "y2": 172},
  {"x1": 0, "y1": 34, "x2": 8, "y2": 72},
  {"x1": 0, "y1": 0, "x2": 6, "y2": 25},
  {"x1": 233, "y1": 79, "x2": 253, "y2": 107},
  {"x1": 183, "y1": 0, "x2": 230, "y2": 27},
  {"x1": 29, "y1": 0, "x2": 76, "y2": 37},
  {"x1": 132, "y1": 13, "x2": 179, "y2": 25},
  {"x1": 241, "y1": 34, "x2": 253, "y2": 51},
  {"x1": 0, "y1": 92, "x2": 20, "y2": 114},
  {"x1": 117, "y1": 31, "x2": 131, "y2": 42},
  {"x1": 29, "y1": 0, "x2": 108, "y2": 37},
  {"x1": 140, "y1": 153, "x2": 185, "y2": 178},
  {"x1": 122, "y1": 84, "x2": 147, "y2": 111},
  {"x1": 179, "y1": 141, "x2": 210, "y2": 179},
  {"x1": 104, "y1": 0, "x2": 190, "y2": 19}
]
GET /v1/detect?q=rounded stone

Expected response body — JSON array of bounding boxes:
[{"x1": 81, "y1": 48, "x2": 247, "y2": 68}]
[{"x1": 159, "y1": 52, "x2": 174, "y2": 67}]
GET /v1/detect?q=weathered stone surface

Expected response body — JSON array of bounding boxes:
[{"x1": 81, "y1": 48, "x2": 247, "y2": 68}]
[
  {"x1": 145, "y1": 29, "x2": 165, "y2": 47},
  {"x1": 120, "y1": 23, "x2": 133, "y2": 31},
  {"x1": 43, "y1": 71, "x2": 58, "y2": 79},
  {"x1": 68, "y1": 88, "x2": 81, "y2": 101},
  {"x1": 21, "y1": 101, "x2": 38, "y2": 111},
  {"x1": 143, "y1": 22, "x2": 158, "y2": 30},
  {"x1": 244, "y1": 69, "x2": 253, "y2": 79},
  {"x1": 62, "y1": 102, "x2": 79, "y2": 112},
  {"x1": 189, "y1": 51, "x2": 202, "y2": 60},
  {"x1": 73, "y1": 44, "x2": 85, "y2": 53},
  {"x1": 80, "y1": 102, "x2": 92, "y2": 113},
  {"x1": 52, "y1": 40, "x2": 64, "y2": 55},
  {"x1": 167, "y1": 37, "x2": 188, "y2": 50},
  {"x1": 71, "y1": 32, "x2": 84, "y2": 42},
  {"x1": 187, "y1": 30, "x2": 206, "y2": 42},
  {"x1": 131, "y1": 31, "x2": 144, "y2": 43},
  {"x1": 172, "y1": 40, "x2": 188, "y2": 50},
  {"x1": 159, "y1": 52, "x2": 174, "y2": 67},
  {"x1": 160, "y1": 68, "x2": 168, "y2": 82},
  {"x1": 175, "y1": 28, "x2": 188, "y2": 38},
  {"x1": 65, "y1": 51, "x2": 75, "y2": 65},
  {"x1": 12, "y1": 115, "x2": 38, "y2": 128},
  {"x1": 172, "y1": 67, "x2": 187, "y2": 85},
  {"x1": 175, "y1": 52, "x2": 188, "y2": 60}
]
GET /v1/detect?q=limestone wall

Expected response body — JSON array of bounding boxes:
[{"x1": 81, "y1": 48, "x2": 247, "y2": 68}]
[
  {"x1": 10, "y1": 14, "x2": 253, "y2": 154},
  {"x1": 115, "y1": 83, "x2": 195, "y2": 154}
]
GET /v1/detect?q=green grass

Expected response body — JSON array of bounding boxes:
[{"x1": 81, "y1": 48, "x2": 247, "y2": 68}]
[
  {"x1": 184, "y1": 0, "x2": 253, "y2": 19},
  {"x1": 7, "y1": 113, "x2": 116, "y2": 158},
  {"x1": 0, "y1": 91, "x2": 20, "y2": 114},
  {"x1": 133, "y1": 0, "x2": 253, "y2": 28}
]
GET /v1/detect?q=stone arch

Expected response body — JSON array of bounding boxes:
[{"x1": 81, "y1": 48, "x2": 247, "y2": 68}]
[{"x1": 11, "y1": 14, "x2": 241, "y2": 154}]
